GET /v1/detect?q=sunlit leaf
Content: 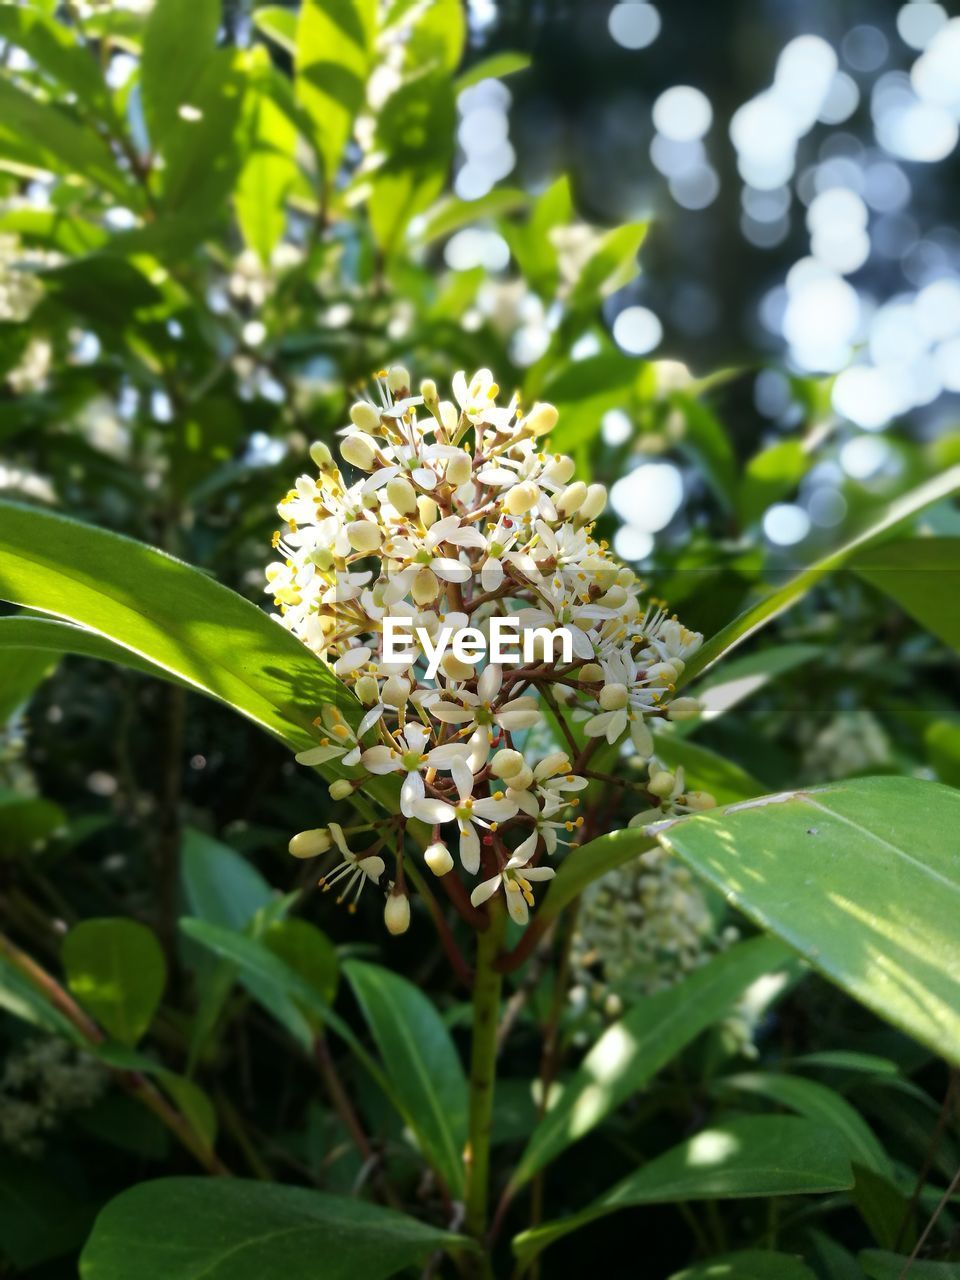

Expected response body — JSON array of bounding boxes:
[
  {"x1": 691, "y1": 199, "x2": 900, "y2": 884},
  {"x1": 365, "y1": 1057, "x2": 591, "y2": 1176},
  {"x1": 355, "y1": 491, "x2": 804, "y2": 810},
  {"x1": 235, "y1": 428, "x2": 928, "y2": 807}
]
[
  {"x1": 739, "y1": 439, "x2": 810, "y2": 526},
  {"x1": 454, "y1": 51, "x2": 531, "y2": 93},
  {"x1": 567, "y1": 222, "x2": 648, "y2": 312},
  {"x1": 62, "y1": 919, "x2": 166, "y2": 1047},
  {"x1": 235, "y1": 50, "x2": 298, "y2": 262},
  {"x1": 658, "y1": 777, "x2": 960, "y2": 1065},
  {"x1": 252, "y1": 5, "x2": 297, "y2": 54},
  {"x1": 140, "y1": 0, "x2": 221, "y2": 149}
]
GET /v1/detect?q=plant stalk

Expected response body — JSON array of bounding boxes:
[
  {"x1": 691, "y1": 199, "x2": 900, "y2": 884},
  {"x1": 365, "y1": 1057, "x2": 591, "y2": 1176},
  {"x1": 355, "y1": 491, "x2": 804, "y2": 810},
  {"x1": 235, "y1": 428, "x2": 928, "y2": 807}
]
[{"x1": 464, "y1": 902, "x2": 506, "y2": 1268}]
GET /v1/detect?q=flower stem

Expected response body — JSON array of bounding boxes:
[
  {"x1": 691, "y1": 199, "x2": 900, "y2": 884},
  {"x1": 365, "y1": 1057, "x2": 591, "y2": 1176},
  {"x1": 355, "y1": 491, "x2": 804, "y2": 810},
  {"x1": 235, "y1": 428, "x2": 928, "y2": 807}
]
[{"x1": 464, "y1": 901, "x2": 506, "y2": 1263}]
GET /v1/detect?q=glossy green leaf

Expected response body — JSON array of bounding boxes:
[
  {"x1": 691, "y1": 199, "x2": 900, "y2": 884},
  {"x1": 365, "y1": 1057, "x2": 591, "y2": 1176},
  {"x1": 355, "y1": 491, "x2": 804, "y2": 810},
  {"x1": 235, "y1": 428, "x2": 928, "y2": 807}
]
[
  {"x1": 180, "y1": 828, "x2": 273, "y2": 931},
  {"x1": 344, "y1": 959, "x2": 468, "y2": 1196},
  {"x1": 694, "y1": 643, "x2": 822, "y2": 724},
  {"x1": 454, "y1": 50, "x2": 531, "y2": 92},
  {"x1": 295, "y1": 0, "x2": 377, "y2": 188},
  {"x1": 0, "y1": 615, "x2": 194, "y2": 690},
  {"x1": 514, "y1": 1117, "x2": 853, "y2": 1265},
  {"x1": 235, "y1": 52, "x2": 298, "y2": 262},
  {"x1": 414, "y1": 187, "x2": 529, "y2": 245},
  {"x1": 0, "y1": 631, "x2": 55, "y2": 722},
  {"x1": 859, "y1": 1252, "x2": 960, "y2": 1280},
  {"x1": 854, "y1": 538, "x2": 960, "y2": 653},
  {"x1": 252, "y1": 5, "x2": 297, "y2": 53},
  {"x1": 140, "y1": 0, "x2": 221, "y2": 148},
  {"x1": 657, "y1": 777, "x2": 960, "y2": 1065},
  {"x1": 716, "y1": 1073, "x2": 891, "y2": 1176},
  {"x1": 683, "y1": 467, "x2": 960, "y2": 684},
  {"x1": 0, "y1": 7, "x2": 114, "y2": 120},
  {"x1": 404, "y1": 0, "x2": 465, "y2": 73},
  {"x1": 79, "y1": 1178, "x2": 472, "y2": 1279},
  {"x1": 669, "y1": 1253, "x2": 818, "y2": 1280},
  {"x1": 159, "y1": 50, "x2": 249, "y2": 215},
  {"x1": 0, "y1": 950, "x2": 86, "y2": 1043},
  {"x1": 0, "y1": 501, "x2": 350, "y2": 757},
  {"x1": 263, "y1": 918, "x2": 339, "y2": 1007},
  {"x1": 510, "y1": 935, "x2": 790, "y2": 1190},
  {"x1": 62, "y1": 919, "x2": 166, "y2": 1047}
]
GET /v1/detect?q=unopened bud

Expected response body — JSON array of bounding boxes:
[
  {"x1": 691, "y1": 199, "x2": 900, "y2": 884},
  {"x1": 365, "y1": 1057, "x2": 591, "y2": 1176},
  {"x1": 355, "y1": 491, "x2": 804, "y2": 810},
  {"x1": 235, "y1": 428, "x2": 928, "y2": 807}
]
[
  {"x1": 355, "y1": 675, "x2": 379, "y2": 705},
  {"x1": 424, "y1": 841, "x2": 454, "y2": 876},
  {"x1": 491, "y1": 748, "x2": 525, "y2": 779},
  {"x1": 599, "y1": 683, "x2": 629, "y2": 710},
  {"x1": 506, "y1": 764, "x2": 534, "y2": 791},
  {"x1": 309, "y1": 440, "x2": 333, "y2": 469},
  {"x1": 505, "y1": 481, "x2": 539, "y2": 515},
  {"x1": 442, "y1": 652, "x2": 477, "y2": 682},
  {"x1": 667, "y1": 697, "x2": 701, "y2": 721},
  {"x1": 329, "y1": 779, "x2": 354, "y2": 801},
  {"x1": 349, "y1": 401, "x2": 379, "y2": 432},
  {"x1": 556, "y1": 481, "x2": 587, "y2": 517},
  {"x1": 544, "y1": 454, "x2": 575, "y2": 485},
  {"x1": 387, "y1": 365, "x2": 410, "y2": 395},
  {"x1": 579, "y1": 483, "x2": 607, "y2": 521},
  {"x1": 341, "y1": 432, "x2": 377, "y2": 470},
  {"x1": 417, "y1": 495, "x2": 438, "y2": 526},
  {"x1": 289, "y1": 828, "x2": 331, "y2": 858},
  {"x1": 384, "y1": 891, "x2": 410, "y2": 935},
  {"x1": 684, "y1": 790, "x2": 716, "y2": 811},
  {"x1": 534, "y1": 751, "x2": 571, "y2": 780},
  {"x1": 346, "y1": 520, "x2": 382, "y2": 554},
  {"x1": 579, "y1": 663, "x2": 603, "y2": 684},
  {"x1": 420, "y1": 378, "x2": 438, "y2": 407},
  {"x1": 386, "y1": 475, "x2": 417, "y2": 514},
  {"x1": 524, "y1": 402, "x2": 558, "y2": 437},
  {"x1": 446, "y1": 451, "x2": 472, "y2": 487},
  {"x1": 382, "y1": 675, "x2": 411, "y2": 707},
  {"x1": 648, "y1": 770, "x2": 676, "y2": 799},
  {"x1": 412, "y1": 567, "x2": 440, "y2": 605}
]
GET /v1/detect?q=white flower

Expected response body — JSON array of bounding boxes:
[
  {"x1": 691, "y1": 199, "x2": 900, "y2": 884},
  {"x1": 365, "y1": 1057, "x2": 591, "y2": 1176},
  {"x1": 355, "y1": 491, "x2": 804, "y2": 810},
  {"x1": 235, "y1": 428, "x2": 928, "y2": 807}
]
[
  {"x1": 317, "y1": 823, "x2": 385, "y2": 911},
  {"x1": 470, "y1": 854, "x2": 556, "y2": 925},
  {"x1": 360, "y1": 722, "x2": 470, "y2": 818},
  {"x1": 413, "y1": 765, "x2": 519, "y2": 873}
]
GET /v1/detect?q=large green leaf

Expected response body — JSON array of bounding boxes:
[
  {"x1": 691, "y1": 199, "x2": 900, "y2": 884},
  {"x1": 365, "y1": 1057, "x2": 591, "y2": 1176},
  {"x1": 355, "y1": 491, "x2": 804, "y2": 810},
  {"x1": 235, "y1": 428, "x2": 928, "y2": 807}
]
[
  {"x1": 79, "y1": 1178, "x2": 472, "y2": 1279},
  {"x1": 693, "y1": 643, "x2": 823, "y2": 724},
  {"x1": 653, "y1": 735, "x2": 766, "y2": 806},
  {"x1": 859, "y1": 1253, "x2": 960, "y2": 1280},
  {"x1": 669, "y1": 1254, "x2": 818, "y2": 1280},
  {"x1": 683, "y1": 467, "x2": 960, "y2": 683},
  {"x1": 716, "y1": 1073, "x2": 891, "y2": 1176},
  {"x1": 854, "y1": 538, "x2": 960, "y2": 654},
  {"x1": 513, "y1": 1117, "x2": 854, "y2": 1266},
  {"x1": 509, "y1": 935, "x2": 790, "y2": 1190},
  {"x1": 180, "y1": 828, "x2": 273, "y2": 932},
  {"x1": 344, "y1": 959, "x2": 468, "y2": 1197},
  {"x1": 140, "y1": 0, "x2": 221, "y2": 148},
  {"x1": 295, "y1": 0, "x2": 376, "y2": 188},
  {"x1": 0, "y1": 501, "x2": 348, "y2": 755},
  {"x1": 657, "y1": 777, "x2": 960, "y2": 1065},
  {"x1": 0, "y1": 6, "x2": 114, "y2": 121},
  {"x1": 62, "y1": 919, "x2": 166, "y2": 1047},
  {"x1": 0, "y1": 631, "x2": 55, "y2": 722}
]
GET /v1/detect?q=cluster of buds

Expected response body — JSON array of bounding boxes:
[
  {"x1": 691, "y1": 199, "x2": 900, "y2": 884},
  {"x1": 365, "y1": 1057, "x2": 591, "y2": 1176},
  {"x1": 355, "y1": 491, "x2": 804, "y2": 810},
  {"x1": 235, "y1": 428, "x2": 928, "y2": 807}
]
[{"x1": 269, "y1": 367, "x2": 709, "y2": 933}]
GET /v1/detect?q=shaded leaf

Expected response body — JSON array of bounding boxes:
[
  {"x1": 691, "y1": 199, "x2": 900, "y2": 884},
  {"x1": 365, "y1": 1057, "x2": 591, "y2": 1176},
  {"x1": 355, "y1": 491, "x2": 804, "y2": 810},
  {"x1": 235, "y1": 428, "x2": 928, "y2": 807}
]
[
  {"x1": 854, "y1": 538, "x2": 960, "y2": 654},
  {"x1": 62, "y1": 918, "x2": 166, "y2": 1046},
  {"x1": 669, "y1": 1253, "x2": 818, "y2": 1280}
]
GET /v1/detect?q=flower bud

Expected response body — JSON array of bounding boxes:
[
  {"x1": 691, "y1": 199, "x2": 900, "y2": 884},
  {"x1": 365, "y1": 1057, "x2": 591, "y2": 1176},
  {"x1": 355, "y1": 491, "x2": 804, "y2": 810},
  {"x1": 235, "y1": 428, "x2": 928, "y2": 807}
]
[
  {"x1": 288, "y1": 828, "x2": 331, "y2": 858},
  {"x1": 424, "y1": 841, "x2": 454, "y2": 876},
  {"x1": 524, "y1": 402, "x2": 558, "y2": 437},
  {"x1": 387, "y1": 365, "x2": 410, "y2": 395},
  {"x1": 667, "y1": 697, "x2": 701, "y2": 721},
  {"x1": 442, "y1": 652, "x2": 477, "y2": 682},
  {"x1": 309, "y1": 440, "x2": 333, "y2": 469},
  {"x1": 384, "y1": 891, "x2": 410, "y2": 935},
  {"x1": 329, "y1": 779, "x2": 354, "y2": 801},
  {"x1": 579, "y1": 663, "x2": 603, "y2": 684},
  {"x1": 446, "y1": 451, "x2": 472, "y2": 487},
  {"x1": 382, "y1": 674, "x2": 411, "y2": 707},
  {"x1": 648, "y1": 770, "x2": 676, "y2": 799},
  {"x1": 341, "y1": 432, "x2": 377, "y2": 471},
  {"x1": 604, "y1": 992, "x2": 623, "y2": 1018},
  {"x1": 491, "y1": 748, "x2": 525, "y2": 779},
  {"x1": 420, "y1": 378, "x2": 438, "y2": 408},
  {"x1": 417, "y1": 495, "x2": 438, "y2": 526},
  {"x1": 506, "y1": 764, "x2": 534, "y2": 791},
  {"x1": 355, "y1": 674, "x2": 379, "y2": 705},
  {"x1": 556, "y1": 481, "x2": 587, "y2": 517},
  {"x1": 544, "y1": 454, "x2": 575, "y2": 485},
  {"x1": 684, "y1": 790, "x2": 716, "y2": 811},
  {"x1": 505, "y1": 481, "x2": 539, "y2": 515},
  {"x1": 439, "y1": 401, "x2": 458, "y2": 432},
  {"x1": 579, "y1": 483, "x2": 607, "y2": 521},
  {"x1": 534, "y1": 751, "x2": 571, "y2": 780},
  {"x1": 349, "y1": 401, "x2": 379, "y2": 432},
  {"x1": 599, "y1": 683, "x2": 629, "y2": 711},
  {"x1": 412, "y1": 567, "x2": 440, "y2": 605},
  {"x1": 346, "y1": 520, "x2": 382, "y2": 554},
  {"x1": 386, "y1": 475, "x2": 417, "y2": 514}
]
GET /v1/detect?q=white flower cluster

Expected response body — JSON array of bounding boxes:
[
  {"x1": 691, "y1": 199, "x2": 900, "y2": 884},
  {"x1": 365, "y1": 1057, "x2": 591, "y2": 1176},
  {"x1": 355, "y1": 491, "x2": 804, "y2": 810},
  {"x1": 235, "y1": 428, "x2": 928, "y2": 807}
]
[{"x1": 268, "y1": 367, "x2": 706, "y2": 932}]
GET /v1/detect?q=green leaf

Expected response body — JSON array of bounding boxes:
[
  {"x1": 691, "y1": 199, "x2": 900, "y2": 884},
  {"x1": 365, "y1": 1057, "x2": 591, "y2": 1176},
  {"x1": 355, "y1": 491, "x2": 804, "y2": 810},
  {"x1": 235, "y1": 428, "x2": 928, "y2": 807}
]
[
  {"x1": 344, "y1": 959, "x2": 468, "y2": 1196},
  {"x1": 263, "y1": 918, "x2": 339, "y2": 1007},
  {"x1": 295, "y1": 0, "x2": 377, "y2": 188},
  {"x1": 0, "y1": 501, "x2": 349, "y2": 758},
  {"x1": 716, "y1": 1073, "x2": 891, "y2": 1176},
  {"x1": 740, "y1": 440, "x2": 810, "y2": 526},
  {"x1": 567, "y1": 222, "x2": 648, "y2": 311},
  {"x1": 854, "y1": 538, "x2": 960, "y2": 653},
  {"x1": 513, "y1": 1117, "x2": 854, "y2": 1266},
  {"x1": 0, "y1": 616, "x2": 192, "y2": 690},
  {"x1": 652, "y1": 735, "x2": 766, "y2": 806},
  {"x1": 235, "y1": 52, "x2": 298, "y2": 262},
  {"x1": 0, "y1": 631, "x2": 55, "y2": 722},
  {"x1": 693, "y1": 643, "x2": 822, "y2": 725},
  {"x1": 140, "y1": 0, "x2": 221, "y2": 148},
  {"x1": 62, "y1": 919, "x2": 166, "y2": 1046},
  {"x1": 510, "y1": 936, "x2": 790, "y2": 1190},
  {"x1": 159, "y1": 50, "x2": 249, "y2": 215},
  {"x1": 0, "y1": 949, "x2": 86, "y2": 1042},
  {"x1": 859, "y1": 1252, "x2": 960, "y2": 1280},
  {"x1": 155, "y1": 1073, "x2": 218, "y2": 1150},
  {"x1": 79, "y1": 1177, "x2": 473, "y2": 1279},
  {"x1": 181, "y1": 828, "x2": 273, "y2": 930},
  {"x1": 673, "y1": 393, "x2": 738, "y2": 512},
  {"x1": 683, "y1": 467, "x2": 960, "y2": 684},
  {"x1": 252, "y1": 5, "x2": 297, "y2": 54},
  {"x1": 502, "y1": 175, "x2": 572, "y2": 299},
  {"x1": 0, "y1": 789, "x2": 65, "y2": 857},
  {"x1": 413, "y1": 187, "x2": 530, "y2": 245},
  {"x1": 0, "y1": 7, "x2": 114, "y2": 121},
  {"x1": 669, "y1": 1253, "x2": 818, "y2": 1280},
  {"x1": 657, "y1": 777, "x2": 960, "y2": 1065},
  {"x1": 454, "y1": 50, "x2": 531, "y2": 92},
  {"x1": 926, "y1": 720, "x2": 960, "y2": 788},
  {"x1": 403, "y1": 0, "x2": 465, "y2": 73}
]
